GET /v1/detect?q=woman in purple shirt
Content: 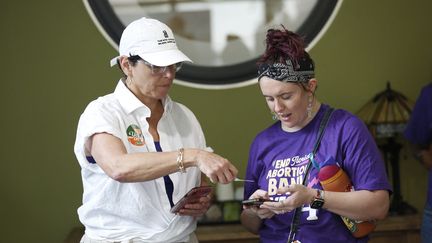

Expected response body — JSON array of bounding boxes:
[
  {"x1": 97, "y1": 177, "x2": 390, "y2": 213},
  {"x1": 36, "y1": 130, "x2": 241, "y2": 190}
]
[
  {"x1": 240, "y1": 26, "x2": 391, "y2": 243},
  {"x1": 404, "y1": 83, "x2": 432, "y2": 243}
]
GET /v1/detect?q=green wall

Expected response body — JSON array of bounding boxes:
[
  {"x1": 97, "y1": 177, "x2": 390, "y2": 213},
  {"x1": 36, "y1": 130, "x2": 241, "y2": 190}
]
[{"x1": 1, "y1": 0, "x2": 431, "y2": 242}]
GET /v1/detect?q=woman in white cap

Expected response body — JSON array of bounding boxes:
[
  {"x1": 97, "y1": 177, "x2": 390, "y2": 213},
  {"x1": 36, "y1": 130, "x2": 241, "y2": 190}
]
[{"x1": 74, "y1": 17, "x2": 238, "y2": 243}]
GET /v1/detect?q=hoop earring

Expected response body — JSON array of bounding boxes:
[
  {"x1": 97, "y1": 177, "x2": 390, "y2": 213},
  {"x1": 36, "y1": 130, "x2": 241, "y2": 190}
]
[
  {"x1": 307, "y1": 95, "x2": 313, "y2": 119},
  {"x1": 272, "y1": 112, "x2": 278, "y2": 121}
]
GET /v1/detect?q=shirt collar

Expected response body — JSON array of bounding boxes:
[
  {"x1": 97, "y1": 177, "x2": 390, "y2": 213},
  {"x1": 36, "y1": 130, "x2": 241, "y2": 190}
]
[{"x1": 113, "y1": 79, "x2": 172, "y2": 116}]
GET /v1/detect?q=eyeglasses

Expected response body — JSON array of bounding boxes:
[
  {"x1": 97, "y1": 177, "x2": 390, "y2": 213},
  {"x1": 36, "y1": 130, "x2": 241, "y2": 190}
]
[{"x1": 140, "y1": 60, "x2": 183, "y2": 74}]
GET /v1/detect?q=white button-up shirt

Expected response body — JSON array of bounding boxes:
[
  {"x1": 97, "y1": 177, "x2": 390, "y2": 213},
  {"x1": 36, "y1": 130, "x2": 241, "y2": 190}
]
[{"x1": 74, "y1": 80, "x2": 206, "y2": 242}]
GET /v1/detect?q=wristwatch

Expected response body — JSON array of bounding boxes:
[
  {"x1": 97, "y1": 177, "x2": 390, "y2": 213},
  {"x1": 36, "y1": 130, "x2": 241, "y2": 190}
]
[{"x1": 310, "y1": 189, "x2": 325, "y2": 209}]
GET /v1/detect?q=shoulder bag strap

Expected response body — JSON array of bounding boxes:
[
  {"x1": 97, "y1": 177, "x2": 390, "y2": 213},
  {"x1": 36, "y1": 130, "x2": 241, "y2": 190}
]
[{"x1": 287, "y1": 107, "x2": 334, "y2": 243}]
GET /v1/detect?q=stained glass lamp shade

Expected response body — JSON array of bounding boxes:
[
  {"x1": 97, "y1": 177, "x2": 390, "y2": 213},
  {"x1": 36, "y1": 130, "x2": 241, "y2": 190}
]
[{"x1": 357, "y1": 82, "x2": 413, "y2": 138}]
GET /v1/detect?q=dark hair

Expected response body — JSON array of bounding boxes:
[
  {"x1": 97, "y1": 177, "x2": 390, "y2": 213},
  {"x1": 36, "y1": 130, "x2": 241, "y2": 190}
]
[
  {"x1": 116, "y1": 55, "x2": 142, "y2": 76},
  {"x1": 258, "y1": 25, "x2": 316, "y2": 92},
  {"x1": 127, "y1": 55, "x2": 142, "y2": 66},
  {"x1": 258, "y1": 25, "x2": 309, "y2": 68}
]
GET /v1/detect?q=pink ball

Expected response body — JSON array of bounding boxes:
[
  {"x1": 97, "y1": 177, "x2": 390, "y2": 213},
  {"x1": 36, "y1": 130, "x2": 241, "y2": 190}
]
[{"x1": 318, "y1": 165, "x2": 340, "y2": 181}]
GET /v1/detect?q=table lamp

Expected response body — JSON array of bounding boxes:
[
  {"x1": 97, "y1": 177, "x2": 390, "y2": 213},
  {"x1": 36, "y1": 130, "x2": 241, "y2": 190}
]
[{"x1": 356, "y1": 81, "x2": 416, "y2": 215}]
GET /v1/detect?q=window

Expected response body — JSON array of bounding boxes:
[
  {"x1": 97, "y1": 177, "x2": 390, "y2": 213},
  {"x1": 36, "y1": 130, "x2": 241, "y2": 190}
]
[{"x1": 83, "y1": 0, "x2": 342, "y2": 89}]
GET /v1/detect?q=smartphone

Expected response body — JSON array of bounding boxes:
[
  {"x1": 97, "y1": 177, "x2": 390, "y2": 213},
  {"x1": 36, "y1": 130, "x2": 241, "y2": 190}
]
[
  {"x1": 242, "y1": 198, "x2": 273, "y2": 206},
  {"x1": 170, "y1": 186, "x2": 213, "y2": 213}
]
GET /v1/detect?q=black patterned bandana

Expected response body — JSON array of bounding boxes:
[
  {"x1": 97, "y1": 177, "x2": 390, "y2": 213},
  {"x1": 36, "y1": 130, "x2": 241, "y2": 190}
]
[{"x1": 257, "y1": 57, "x2": 315, "y2": 83}]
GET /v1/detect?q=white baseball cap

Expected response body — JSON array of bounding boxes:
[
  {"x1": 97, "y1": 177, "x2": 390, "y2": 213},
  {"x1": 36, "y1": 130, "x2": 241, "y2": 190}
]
[{"x1": 110, "y1": 17, "x2": 192, "y2": 67}]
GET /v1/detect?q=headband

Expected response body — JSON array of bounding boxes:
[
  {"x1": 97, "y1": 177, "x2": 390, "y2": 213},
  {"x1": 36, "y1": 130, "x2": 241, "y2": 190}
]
[{"x1": 257, "y1": 57, "x2": 315, "y2": 83}]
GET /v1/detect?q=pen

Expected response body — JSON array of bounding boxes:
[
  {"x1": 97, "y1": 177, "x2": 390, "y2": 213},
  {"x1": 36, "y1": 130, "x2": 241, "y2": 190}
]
[{"x1": 234, "y1": 178, "x2": 254, "y2": 183}]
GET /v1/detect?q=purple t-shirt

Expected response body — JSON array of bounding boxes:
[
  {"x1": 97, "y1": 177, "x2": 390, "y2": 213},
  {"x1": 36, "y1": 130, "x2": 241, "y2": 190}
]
[
  {"x1": 404, "y1": 83, "x2": 432, "y2": 208},
  {"x1": 244, "y1": 104, "x2": 391, "y2": 243}
]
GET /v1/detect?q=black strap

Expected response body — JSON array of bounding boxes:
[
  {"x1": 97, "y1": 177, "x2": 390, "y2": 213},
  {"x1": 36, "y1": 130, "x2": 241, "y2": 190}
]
[{"x1": 287, "y1": 107, "x2": 334, "y2": 243}]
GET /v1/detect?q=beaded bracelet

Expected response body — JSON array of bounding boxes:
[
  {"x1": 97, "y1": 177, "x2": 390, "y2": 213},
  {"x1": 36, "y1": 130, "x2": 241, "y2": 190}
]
[{"x1": 177, "y1": 148, "x2": 186, "y2": 173}]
